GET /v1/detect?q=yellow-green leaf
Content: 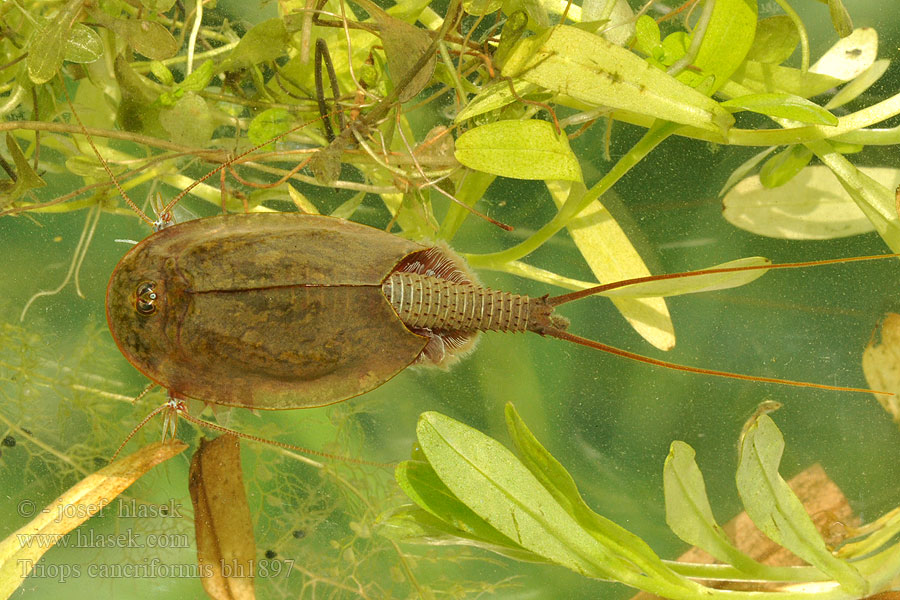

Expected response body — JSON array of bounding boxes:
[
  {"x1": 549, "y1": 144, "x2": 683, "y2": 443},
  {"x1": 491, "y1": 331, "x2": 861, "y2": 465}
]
[
  {"x1": 501, "y1": 25, "x2": 733, "y2": 137},
  {"x1": 721, "y1": 166, "x2": 896, "y2": 240},
  {"x1": 455, "y1": 120, "x2": 582, "y2": 182},
  {"x1": 0, "y1": 442, "x2": 186, "y2": 599},
  {"x1": 721, "y1": 93, "x2": 838, "y2": 126}
]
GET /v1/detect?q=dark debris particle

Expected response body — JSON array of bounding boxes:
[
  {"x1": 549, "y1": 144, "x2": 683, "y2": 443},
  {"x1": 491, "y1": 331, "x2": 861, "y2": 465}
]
[
  {"x1": 264, "y1": 549, "x2": 277, "y2": 559},
  {"x1": 292, "y1": 529, "x2": 305, "y2": 539},
  {"x1": 2, "y1": 436, "x2": 15, "y2": 448}
]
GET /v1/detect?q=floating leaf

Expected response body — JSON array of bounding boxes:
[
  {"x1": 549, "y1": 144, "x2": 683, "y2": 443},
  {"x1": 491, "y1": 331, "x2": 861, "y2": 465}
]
[
  {"x1": 64, "y1": 23, "x2": 102, "y2": 64},
  {"x1": 722, "y1": 166, "x2": 897, "y2": 240},
  {"x1": 811, "y1": 28, "x2": 877, "y2": 81},
  {"x1": 0, "y1": 442, "x2": 186, "y2": 599},
  {"x1": 736, "y1": 416, "x2": 867, "y2": 595},
  {"x1": 598, "y1": 257, "x2": 772, "y2": 298},
  {"x1": 746, "y1": 16, "x2": 799, "y2": 64},
  {"x1": 721, "y1": 93, "x2": 838, "y2": 126},
  {"x1": 189, "y1": 435, "x2": 256, "y2": 600},
  {"x1": 862, "y1": 313, "x2": 900, "y2": 423},
  {"x1": 501, "y1": 25, "x2": 734, "y2": 136},
  {"x1": 758, "y1": 144, "x2": 813, "y2": 188},
  {"x1": 546, "y1": 181, "x2": 673, "y2": 350},
  {"x1": 455, "y1": 120, "x2": 582, "y2": 181}
]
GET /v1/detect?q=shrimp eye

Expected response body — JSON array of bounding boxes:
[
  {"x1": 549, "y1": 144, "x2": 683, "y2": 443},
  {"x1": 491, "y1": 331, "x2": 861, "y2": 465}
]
[{"x1": 135, "y1": 281, "x2": 158, "y2": 316}]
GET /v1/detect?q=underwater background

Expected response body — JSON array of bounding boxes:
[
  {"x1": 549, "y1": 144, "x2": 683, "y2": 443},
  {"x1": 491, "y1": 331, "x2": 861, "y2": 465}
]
[{"x1": 3, "y1": 0, "x2": 900, "y2": 598}]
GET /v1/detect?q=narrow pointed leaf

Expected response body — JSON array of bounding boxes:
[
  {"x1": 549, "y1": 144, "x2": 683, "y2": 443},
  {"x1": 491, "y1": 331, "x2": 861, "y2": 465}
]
[
  {"x1": 736, "y1": 416, "x2": 867, "y2": 595},
  {"x1": 759, "y1": 145, "x2": 814, "y2": 188},
  {"x1": 721, "y1": 94, "x2": 839, "y2": 126},
  {"x1": 506, "y1": 404, "x2": 681, "y2": 585},
  {"x1": 664, "y1": 441, "x2": 762, "y2": 573},
  {"x1": 416, "y1": 411, "x2": 641, "y2": 580},
  {"x1": 599, "y1": 257, "x2": 772, "y2": 298},
  {"x1": 0, "y1": 442, "x2": 186, "y2": 599},
  {"x1": 547, "y1": 180, "x2": 673, "y2": 350}
]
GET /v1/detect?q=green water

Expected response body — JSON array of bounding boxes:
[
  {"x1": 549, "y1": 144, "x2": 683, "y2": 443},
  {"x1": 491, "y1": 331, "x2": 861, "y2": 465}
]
[{"x1": 4, "y1": 1, "x2": 900, "y2": 599}]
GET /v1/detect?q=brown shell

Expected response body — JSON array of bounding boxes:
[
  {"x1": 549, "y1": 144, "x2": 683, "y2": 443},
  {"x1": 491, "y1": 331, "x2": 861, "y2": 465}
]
[{"x1": 106, "y1": 213, "x2": 429, "y2": 409}]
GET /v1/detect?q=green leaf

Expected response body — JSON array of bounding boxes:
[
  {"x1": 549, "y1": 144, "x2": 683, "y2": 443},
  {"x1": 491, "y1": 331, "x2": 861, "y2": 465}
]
[
  {"x1": 598, "y1": 257, "x2": 772, "y2": 298},
  {"x1": 722, "y1": 93, "x2": 838, "y2": 126},
  {"x1": 828, "y1": 0, "x2": 853, "y2": 37},
  {"x1": 546, "y1": 181, "x2": 673, "y2": 350},
  {"x1": 28, "y1": 2, "x2": 80, "y2": 85},
  {"x1": 455, "y1": 120, "x2": 582, "y2": 182},
  {"x1": 111, "y1": 18, "x2": 179, "y2": 60},
  {"x1": 455, "y1": 78, "x2": 540, "y2": 123},
  {"x1": 141, "y1": 0, "x2": 176, "y2": 11},
  {"x1": 149, "y1": 61, "x2": 175, "y2": 86},
  {"x1": 462, "y1": 0, "x2": 502, "y2": 17},
  {"x1": 505, "y1": 405, "x2": 683, "y2": 586},
  {"x1": 736, "y1": 415, "x2": 867, "y2": 595},
  {"x1": 730, "y1": 61, "x2": 843, "y2": 97},
  {"x1": 746, "y1": 16, "x2": 799, "y2": 65},
  {"x1": 0, "y1": 134, "x2": 46, "y2": 207},
  {"x1": 64, "y1": 23, "x2": 102, "y2": 64},
  {"x1": 416, "y1": 411, "x2": 641, "y2": 580},
  {"x1": 330, "y1": 190, "x2": 366, "y2": 220},
  {"x1": 158, "y1": 60, "x2": 216, "y2": 106},
  {"x1": 248, "y1": 108, "x2": 292, "y2": 148},
  {"x1": 225, "y1": 18, "x2": 290, "y2": 68},
  {"x1": 664, "y1": 441, "x2": 762, "y2": 573},
  {"x1": 673, "y1": 0, "x2": 757, "y2": 95},
  {"x1": 395, "y1": 460, "x2": 525, "y2": 551},
  {"x1": 806, "y1": 139, "x2": 900, "y2": 252},
  {"x1": 501, "y1": 25, "x2": 734, "y2": 136},
  {"x1": 633, "y1": 15, "x2": 661, "y2": 57},
  {"x1": 759, "y1": 145, "x2": 814, "y2": 188},
  {"x1": 159, "y1": 92, "x2": 214, "y2": 147}
]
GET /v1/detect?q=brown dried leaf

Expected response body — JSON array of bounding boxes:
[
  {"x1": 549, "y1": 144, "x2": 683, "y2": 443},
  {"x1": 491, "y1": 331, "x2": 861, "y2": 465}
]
[
  {"x1": 862, "y1": 313, "x2": 900, "y2": 423},
  {"x1": 189, "y1": 435, "x2": 256, "y2": 600},
  {"x1": 0, "y1": 441, "x2": 187, "y2": 600}
]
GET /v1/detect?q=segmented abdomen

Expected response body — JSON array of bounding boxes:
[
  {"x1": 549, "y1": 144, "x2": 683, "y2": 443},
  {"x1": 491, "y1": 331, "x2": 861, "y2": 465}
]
[{"x1": 382, "y1": 272, "x2": 530, "y2": 333}]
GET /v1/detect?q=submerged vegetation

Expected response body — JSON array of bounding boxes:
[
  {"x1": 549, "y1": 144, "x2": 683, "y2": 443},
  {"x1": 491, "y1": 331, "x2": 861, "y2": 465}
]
[{"x1": 2, "y1": 0, "x2": 900, "y2": 597}]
